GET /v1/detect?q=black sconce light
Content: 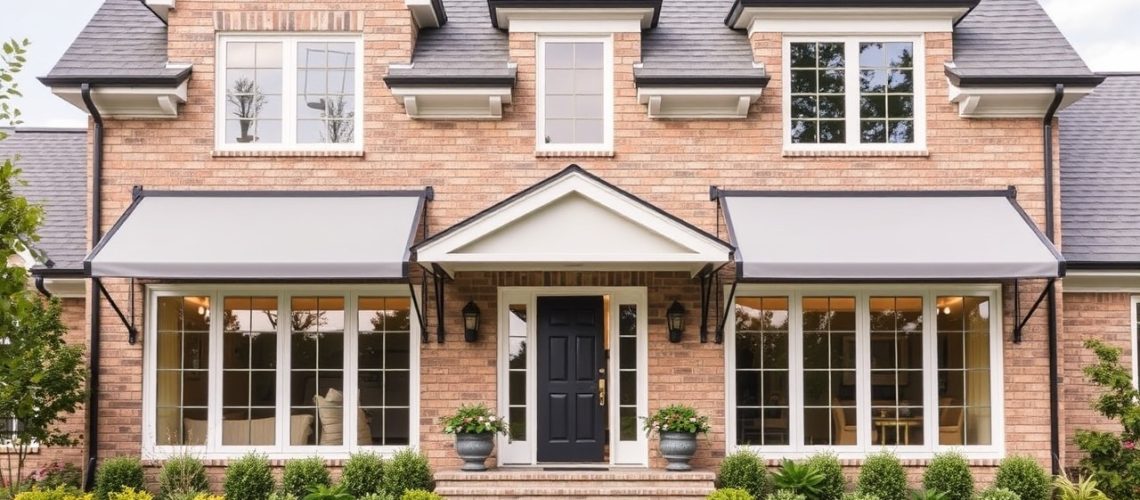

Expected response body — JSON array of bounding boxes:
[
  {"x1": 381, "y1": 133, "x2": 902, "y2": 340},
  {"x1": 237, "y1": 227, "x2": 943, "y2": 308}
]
[
  {"x1": 462, "y1": 301, "x2": 481, "y2": 342},
  {"x1": 667, "y1": 300, "x2": 686, "y2": 343}
]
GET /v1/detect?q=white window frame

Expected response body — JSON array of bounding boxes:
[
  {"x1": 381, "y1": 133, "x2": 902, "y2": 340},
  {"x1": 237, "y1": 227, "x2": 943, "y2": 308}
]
[
  {"x1": 214, "y1": 34, "x2": 365, "y2": 152},
  {"x1": 782, "y1": 35, "x2": 927, "y2": 153},
  {"x1": 142, "y1": 284, "x2": 420, "y2": 460},
  {"x1": 725, "y1": 284, "x2": 1004, "y2": 460},
  {"x1": 535, "y1": 35, "x2": 615, "y2": 155},
  {"x1": 1132, "y1": 295, "x2": 1139, "y2": 387}
]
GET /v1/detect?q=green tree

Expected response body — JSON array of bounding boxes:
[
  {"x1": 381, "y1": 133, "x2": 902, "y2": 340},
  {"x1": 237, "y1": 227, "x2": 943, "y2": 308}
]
[
  {"x1": 1075, "y1": 339, "x2": 1140, "y2": 500},
  {"x1": 0, "y1": 37, "x2": 88, "y2": 496}
]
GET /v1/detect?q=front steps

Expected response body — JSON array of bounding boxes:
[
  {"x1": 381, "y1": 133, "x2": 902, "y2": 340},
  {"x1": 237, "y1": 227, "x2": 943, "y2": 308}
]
[{"x1": 434, "y1": 468, "x2": 716, "y2": 499}]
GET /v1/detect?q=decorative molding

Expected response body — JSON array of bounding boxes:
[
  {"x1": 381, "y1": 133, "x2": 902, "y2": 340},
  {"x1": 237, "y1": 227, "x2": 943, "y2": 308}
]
[
  {"x1": 534, "y1": 150, "x2": 615, "y2": 158},
  {"x1": 145, "y1": 0, "x2": 175, "y2": 22},
  {"x1": 734, "y1": 7, "x2": 964, "y2": 33},
  {"x1": 389, "y1": 86, "x2": 513, "y2": 120},
  {"x1": 782, "y1": 148, "x2": 930, "y2": 158},
  {"x1": 212, "y1": 149, "x2": 365, "y2": 158},
  {"x1": 51, "y1": 82, "x2": 188, "y2": 119},
  {"x1": 213, "y1": 11, "x2": 365, "y2": 32},
  {"x1": 505, "y1": 16, "x2": 645, "y2": 33},
  {"x1": 948, "y1": 81, "x2": 1096, "y2": 119},
  {"x1": 636, "y1": 87, "x2": 763, "y2": 120}
]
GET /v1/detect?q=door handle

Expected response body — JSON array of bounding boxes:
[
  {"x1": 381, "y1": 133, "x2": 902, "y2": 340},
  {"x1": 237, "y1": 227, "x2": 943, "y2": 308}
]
[{"x1": 598, "y1": 378, "x2": 606, "y2": 407}]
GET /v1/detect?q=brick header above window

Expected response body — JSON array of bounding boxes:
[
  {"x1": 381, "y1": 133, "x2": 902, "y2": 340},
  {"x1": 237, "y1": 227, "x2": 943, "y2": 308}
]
[{"x1": 213, "y1": 11, "x2": 365, "y2": 32}]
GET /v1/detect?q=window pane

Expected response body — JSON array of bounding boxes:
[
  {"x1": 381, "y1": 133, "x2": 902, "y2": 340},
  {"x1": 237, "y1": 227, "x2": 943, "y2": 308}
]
[
  {"x1": 291, "y1": 297, "x2": 345, "y2": 446},
  {"x1": 221, "y1": 296, "x2": 278, "y2": 446},
  {"x1": 617, "y1": 304, "x2": 639, "y2": 442},
  {"x1": 802, "y1": 296, "x2": 857, "y2": 446},
  {"x1": 543, "y1": 41, "x2": 606, "y2": 146},
  {"x1": 735, "y1": 297, "x2": 790, "y2": 447},
  {"x1": 225, "y1": 42, "x2": 283, "y2": 144},
  {"x1": 296, "y1": 42, "x2": 357, "y2": 145},
  {"x1": 155, "y1": 296, "x2": 210, "y2": 446},
  {"x1": 870, "y1": 297, "x2": 924, "y2": 446},
  {"x1": 358, "y1": 297, "x2": 413, "y2": 446},
  {"x1": 938, "y1": 296, "x2": 992, "y2": 446},
  {"x1": 510, "y1": 406, "x2": 527, "y2": 442},
  {"x1": 791, "y1": 120, "x2": 817, "y2": 143},
  {"x1": 859, "y1": 41, "x2": 914, "y2": 144}
]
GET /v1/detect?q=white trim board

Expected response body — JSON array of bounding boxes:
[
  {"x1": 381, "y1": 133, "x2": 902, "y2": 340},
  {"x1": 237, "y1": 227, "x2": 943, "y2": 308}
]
[
  {"x1": 495, "y1": 10, "x2": 652, "y2": 32},
  {"x1": 733, "y1": 7, "x2": 966, "y2": 33},
  {"x1": 948, "y1": 81, "x2": 1095, "y2": 119},
  {"x1": 414, "y1": 169, "x2": 732, "y2": 276}
]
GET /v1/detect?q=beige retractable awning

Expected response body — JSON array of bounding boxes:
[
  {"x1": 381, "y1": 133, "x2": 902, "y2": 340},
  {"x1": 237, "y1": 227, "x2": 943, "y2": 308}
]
[
  {"x1": 86, "y1": 190, "x2": 428, "y2": 280},
  {"x1": 719, "y1": 190, "x2": 1064, "y2": 281}
]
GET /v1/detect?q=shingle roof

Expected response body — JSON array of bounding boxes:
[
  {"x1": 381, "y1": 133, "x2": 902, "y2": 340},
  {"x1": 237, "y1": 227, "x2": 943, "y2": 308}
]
[
  {"x1": 949, "y1": 0, "x2": 1102, "y2": 86},
  {"x1": 0, "y1": 129, "x2": 88, "y2": 271},
  {"x1": 637, "y1": 0, "x2": 766, "y2": 86},
  {"x1": 385, "y1": 0, "x2": 515, "y2": 85},
  {"x1": 1060, "y1": 74, "x2": 1140, "y2": 266},
  {"x1": 39, "y1": 0, "x2": 188, "y2": 86}
]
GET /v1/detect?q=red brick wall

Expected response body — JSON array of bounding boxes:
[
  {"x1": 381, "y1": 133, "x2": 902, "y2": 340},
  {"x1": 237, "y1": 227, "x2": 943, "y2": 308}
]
[{"x1": 78, "y1": 1, "x2": 1061, "y2": 482}]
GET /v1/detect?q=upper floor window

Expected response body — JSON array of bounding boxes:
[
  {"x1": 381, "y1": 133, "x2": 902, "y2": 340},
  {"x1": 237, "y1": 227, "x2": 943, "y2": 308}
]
[
  {"x1": 536, "y1": 36, "x2": 613, "y2": 154},
  {"x1": 784, "y1": 36, "x2": 925, "y2": 152},
  {"x1": 216, "y1": 35, "x2": 363, "y2": 151}
]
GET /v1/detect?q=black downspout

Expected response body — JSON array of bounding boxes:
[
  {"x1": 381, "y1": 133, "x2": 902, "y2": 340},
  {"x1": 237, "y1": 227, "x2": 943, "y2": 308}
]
[
  {"x1": 1043, "y1": 83, "x2": 1064, "y2": 476},
  {"x1": 80, "y1": 83, "x2": 103, "y2": 491},
  {"x1": 34, "y1": 275, "x2": 52, "y2": 298}
]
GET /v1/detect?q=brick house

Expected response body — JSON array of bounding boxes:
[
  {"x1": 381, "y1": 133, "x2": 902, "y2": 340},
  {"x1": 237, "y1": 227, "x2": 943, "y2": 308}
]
[{"x1": 15, "y1": 0, "x2": 1139, "y2": 494}]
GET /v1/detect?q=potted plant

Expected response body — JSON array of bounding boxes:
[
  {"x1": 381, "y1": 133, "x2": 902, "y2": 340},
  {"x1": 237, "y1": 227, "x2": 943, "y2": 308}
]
[
  {"x1": 226, "y1": 77, "x2": 266, "y2": 143},
  {"x1": 643, "y1": 404, "x2": 710, "y2": 471},
  {"x1": 441, "y1": 403, "x2": 510, "y2": 471}
]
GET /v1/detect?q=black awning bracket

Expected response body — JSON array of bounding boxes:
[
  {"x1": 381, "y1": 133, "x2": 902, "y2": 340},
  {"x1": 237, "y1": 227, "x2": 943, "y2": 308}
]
[
  {"x1": 699, "y1": 271, "x2": 713, "y2": 343},
  {"x1": 1013, "y1": 278, "x2": 1055, "y2": 344},
  {"x1": 407, "y1": 280, "x2": 428, "y2": 344},
  {"x1": 716, "y1": 280, "x2": 739, "y2": 344},
  {"x1": 94, "y1": 278, "x2": 139, "y2": 345},
  {"x1": 430, "y1": 264, "x2": 452, "y2": 343}
]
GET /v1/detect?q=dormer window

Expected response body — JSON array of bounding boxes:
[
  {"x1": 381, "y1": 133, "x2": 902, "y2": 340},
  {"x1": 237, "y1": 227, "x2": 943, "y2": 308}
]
[
  {"x1": 783, "y1": 36, "x2": 925, "y2": 153},
  {"x1": 536, "y1": 36, "x2": 613, "y2": 155}
]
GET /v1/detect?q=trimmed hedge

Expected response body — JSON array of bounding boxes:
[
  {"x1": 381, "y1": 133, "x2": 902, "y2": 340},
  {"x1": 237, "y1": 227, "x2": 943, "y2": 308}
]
[
  {"x1": 222, "y1": 454, "x2": 275, "y2": 500},
  {"x1": 855, "y1": 452, "x2": 907, "y2": 500},
  {"x1": 922, "y1": 452, "x2": 974, "y2": 500},
  {"x1": 993, "y1": 456, "x2": 1049, "y2": 500},
  {"x1": 94, "y1": 458, "x2": 145, "y2": 500},
  {"x1": 717, "y1": 451, "x2": 769, "y2": 499}
]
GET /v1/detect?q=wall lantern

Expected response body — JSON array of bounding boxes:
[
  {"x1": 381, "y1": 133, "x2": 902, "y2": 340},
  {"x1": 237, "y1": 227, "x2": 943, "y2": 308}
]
[
  {"x1": 462, "y1": 301, "x2": 481, "y2": 342},
  {"x1": 667, "y1": 300, "x2": 686, "y2": 343}
]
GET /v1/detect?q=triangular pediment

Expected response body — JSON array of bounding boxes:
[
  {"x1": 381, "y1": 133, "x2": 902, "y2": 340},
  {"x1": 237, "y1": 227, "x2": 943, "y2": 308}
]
[{"x1": 415, "y1": 166, "x2": 732, "y2": 275}]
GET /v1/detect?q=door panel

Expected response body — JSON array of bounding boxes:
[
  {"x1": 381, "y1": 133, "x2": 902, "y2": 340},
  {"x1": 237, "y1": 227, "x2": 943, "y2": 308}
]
[{"x1": 537, "y1": 296, "x2": 605, "y2": 462}]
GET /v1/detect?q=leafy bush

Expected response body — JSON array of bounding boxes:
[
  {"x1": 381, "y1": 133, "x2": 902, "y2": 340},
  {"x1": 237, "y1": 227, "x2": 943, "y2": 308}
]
[
  {"x1": 909, "y1": 490, "x2": 947, "y2": 500},
  {"x1": 439, "y1": 403, "x2": 510, "y2": 436},
  {"x1": 266, "y1": 493, "x2": 298, "y2": 500},
  {"x1": 805, "y1": 452, "x2": 845, "y2": 500},
  {"x1": 1075, "y1": 339, "x2": 1140, "y2": 500},
  {"x1": 972, "y1": 488, "x2": 1020, "y2": 500},
  {"x1": 764, "y1": 490, "x2": 806, "y2": 500},
  {"x1": 992, "y1": 457, "x2": 1049, "y2": 500},
  {"x1": 282, "y1": 458, "x2": 331, "y2": 499},
  {"x1": 341, "y1": 452, "x2": 385, "y2": 497},
  {"x1": 643, "y1": 404, "x2": 711, "y2": 436},
  {"x1": 1053, "y1": 473, "x2": 1110, "y2": 500},
  {"x1": 223, "y1": 453, "x2": 275, "y2": 500},
  {"x1": 717, "y1": 451, "x2": 768, "y2": 499},
  {"x1": 771, "y1": 460, "x2": 824, "y2": 498},
  {"x1": 358, "y1": 494, "x2": 394, "y2": 500},
  {"x1": 381, "y1": 449, "x2": 433, "y2": 497},
  {"x1": 94, "y1": 458, "x2": 145, "y2": 500},
  {"x1": 707, "y1": 488, "x2": 755, "y2": 500},
  {"x1": 107, "y1": 489, "x2": 153, "y2": 500},
  {"x1": 922, "y1": 453, "x2": 973, "y2": 500},
  {"x1": 301, "y1": 485, "x2": 351, "y2": 500},
  {"x1": 13, "y1": 486, "x2": 92, "y2": 500},
  {"x1": 400, "y1": 491, "x2": 443, "y2": 500},
  {"x1": 856, "y1": 452, "x2": 908, "y2": 500},
  {"x1": 842, "y1": 494, "x2": 881, "y2": 500},
  {"x1": 189, "y1": 495, "x2": 223, "y2": 500},
  {"x1": 29, "y1": 464, "x2": 83, "y2": 490},
  {"x1": 157, "y1": 455, "x2": 209, "y2": 500}
]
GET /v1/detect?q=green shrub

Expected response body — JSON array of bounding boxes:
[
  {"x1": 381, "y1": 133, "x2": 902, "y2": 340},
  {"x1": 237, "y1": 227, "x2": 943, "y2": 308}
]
[
  {"x1": 358, "y1": 494, "x2": 395, "y2": 500},
  {"x1": 717, "y1": 451, "x2": 768, "y2": 499},
  {"x1": 764, "y1": 490, "x2": 806, "y2": 500},
  {"x1": 167, "y1": 495, "x2": 222, "y2": 500},
  {"x1": 30, "y1": 464, "x2": 84, "y2": 491},
  {"x1": 842, "y1": 493, "x2": 881, "y2": 500},
  {"x1": 381, "y1": 449, "x2": 433, "y2": 497},
  {"x1": 266, "y1": 493, "x2": 298, "y2": 500},
  {"x1": 94, "y1": 458, "x2": 145, "y2": 500},
  {"x1": 157, "y1": 455, "x2": 209, "y2": 500},
  {"x1": 400, "y1": 490, "x2": 443, "y2": 500},
  {"x1": 14, "y1": 486, "x2": 92, "y2": 500},
  {"x1": 973, "y1": 488, "x2": 1020, "y2": 500},
  {"x1": 805, "y1": 452, "x2": 845, "y2": 500},
  {"x1": 1053, "y1": 473, "x2": 1110, "y2": 500},
  {"x1": 340, "y1": 452, "x2": 385, "y2": 497},
  {"x1": 107, "y1": 489, "x2": 153, "y2": 500},
  {"x1": 1074, "y1": 339, "x2": 1140, "y2": 500},
  {"x1": 910, "y1": 490, "x2": 948, "y2": 500},
  {"x1": 300, "y1": 485, "x2": 351, "y2": 500},
  {"x1": 856, "y1": 452, "x2": 907, "y2": 500},
  {"x1": 282, "y1": 458, "x2": 332, "y2": 499},
  {"x1": 922, "y1": 453, "x2": 973, "y2": 500},
  {"x1": 223, "y1": 453, "x2": 275, "y2": 500},
  {"x1": 771, "y1": 460, "x2": 824, "y2": 498},
  {"x1": 707, "y1": 488, "x2": 754, "y2": 500},
  {"x1": 992, "y1": 457, "x2": 1049, "y2": 500}
]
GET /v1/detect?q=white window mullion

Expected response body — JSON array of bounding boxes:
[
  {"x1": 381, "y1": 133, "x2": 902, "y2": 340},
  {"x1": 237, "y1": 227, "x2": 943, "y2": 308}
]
[
  {"x1": 344, "y1": 292, "x2": 358, "y2": 449},
  {"x1": 844, "y1": 42, "x2": 860, "y2": 146},
  {"x1": 789, "y1": 291, "x2": 805, "y2": 450},
  {"x1": 923, "y1": 290, "x2": 938, "y2": 451},
  {"x1": 855, "y1": 293, "x2": 871, "y2": 452},
  {"x1": 208, "y1": 291, "x2": 223, "y2": 454},
  {"x1": 277, "y1": 292, "x2": 290, "y2": 453}
]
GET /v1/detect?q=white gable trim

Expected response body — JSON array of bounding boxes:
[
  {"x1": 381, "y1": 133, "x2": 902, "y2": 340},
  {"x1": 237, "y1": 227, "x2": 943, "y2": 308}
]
[{"x1": 415, "y1": 169, "x2": 732, "y2": 276}]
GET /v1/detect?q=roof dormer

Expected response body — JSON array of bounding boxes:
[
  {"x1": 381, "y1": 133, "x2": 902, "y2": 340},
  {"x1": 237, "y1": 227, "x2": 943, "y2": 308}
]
[{"x1": 487, "y1": 0, "x2": 662, "y2": 31}]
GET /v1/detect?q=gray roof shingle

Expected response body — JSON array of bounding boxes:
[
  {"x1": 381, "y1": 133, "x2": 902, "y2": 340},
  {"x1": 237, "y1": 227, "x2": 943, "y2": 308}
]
[
  {"x1": 0, "y1": 129, "x2": 88, "y2": 271},
  {"x1": 637, "y1": 0, "x2": 766, "y2": 85},
  {"x1": 385, "y1": 0, "x2": 515, "y2": 84},
  {"x1": 40, "y1": 0, "x2": 188, "y2": 86},
  {"x1": 1060, "y1": 74, "x2": 1140, "y2": 265},
  {"x1": 949, "y1": 0, "x2": 1101, "y2": 86}
]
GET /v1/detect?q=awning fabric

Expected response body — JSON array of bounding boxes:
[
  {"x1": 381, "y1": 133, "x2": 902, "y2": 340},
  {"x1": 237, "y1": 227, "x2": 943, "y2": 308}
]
[
  {"x1": 86, "y1": 190, "x2": 428, "y2": 279},
  {"x1": 720, "y1": 190, "x2": 1064, "y2": 281}
]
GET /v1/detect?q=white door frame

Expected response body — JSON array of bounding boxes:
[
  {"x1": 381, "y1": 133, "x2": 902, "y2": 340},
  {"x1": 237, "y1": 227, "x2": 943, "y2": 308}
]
[{"x1": 497, "y1": 286, "x2": 649, "y2": 466}]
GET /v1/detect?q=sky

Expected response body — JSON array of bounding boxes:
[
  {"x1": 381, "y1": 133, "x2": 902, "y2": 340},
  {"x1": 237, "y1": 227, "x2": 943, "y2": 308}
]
[{"x1": 1, "y1": 0, "x2": 1138, "y2": 128}]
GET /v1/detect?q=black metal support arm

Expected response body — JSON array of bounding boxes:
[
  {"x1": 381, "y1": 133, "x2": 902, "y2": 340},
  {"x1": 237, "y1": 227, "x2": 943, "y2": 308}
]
[
  {"x1": 407, "y1": 281, "x2": 428, "y2": 344},
  {"x1": 431, "y1": 264, "x2": 451, "y2": 343},
  {"x1": 715, "y1": 280, "x2": 738, "y2": 344},
  {"x1": 1013, "y1": 278, "x2": 1055, "y2": 344},
  {"x1": 699, "y1": 271, "x2": 713, "y2": 343},
  {"x1": 94, "y1": 278, "x2": 139, "y2": 345}
]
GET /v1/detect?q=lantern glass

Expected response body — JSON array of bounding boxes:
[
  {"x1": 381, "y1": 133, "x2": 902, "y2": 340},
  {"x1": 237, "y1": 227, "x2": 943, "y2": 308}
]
[
  {"x1": 666, "y1": 301, "x2": 685, "y2": 335},
  {"x1": 462, "y1": 301, "x2": 480, "y2": 334}
]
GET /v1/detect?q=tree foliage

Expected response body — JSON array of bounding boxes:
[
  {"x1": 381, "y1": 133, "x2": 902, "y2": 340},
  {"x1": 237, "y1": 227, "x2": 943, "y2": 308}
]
[{"x1": 1074, "y1": 339, "x2": 1140, "y2": 500}]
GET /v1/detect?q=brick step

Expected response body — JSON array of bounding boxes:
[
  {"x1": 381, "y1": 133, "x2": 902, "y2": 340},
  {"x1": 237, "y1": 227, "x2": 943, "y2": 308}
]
[{"x1": 434, "y1": 468, "x2": 716, "y2": 499}]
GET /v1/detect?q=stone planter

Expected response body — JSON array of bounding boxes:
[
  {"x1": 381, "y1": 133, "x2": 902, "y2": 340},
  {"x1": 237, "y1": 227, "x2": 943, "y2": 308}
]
[
  {"x1": 455, "y1": 432, "x2": 495, "y2": 471},
  {"x1": 659, "y1": 431, "x2": 698, "y2": 471}
]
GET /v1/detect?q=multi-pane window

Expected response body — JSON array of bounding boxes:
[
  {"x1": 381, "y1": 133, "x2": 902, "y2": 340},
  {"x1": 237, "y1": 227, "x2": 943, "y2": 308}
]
[
  {"x1": 218, "y1": 36, "x2": 361, "y2": 149},
  {"x1": 148, "y1": 290, "x2": 415, "y2": 456},
  {"x1": 732, "y1": 288, "x2": 999, "y2": 456},
  {"x1": 735, "y1": 297, "x2": 790, "y2": 446},
  {"x1": 617, "y1": 304, "x2": 639, "y2": 442},
  {"x1": 538, "y1": 38, "x2": 611, "y2": 151},
  {"x1": 506, "y1": 304, "x2": 528, "y2": 443},
  {"x1": 786, "y1": 38, "x2": 923, "y2": 149}
]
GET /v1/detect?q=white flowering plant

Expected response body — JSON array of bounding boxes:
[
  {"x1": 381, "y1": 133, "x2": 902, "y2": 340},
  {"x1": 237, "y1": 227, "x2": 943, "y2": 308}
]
[
  {"x1": 440, "y1": 403, "x2": 510, "y2": 435},
  {"x1": 643, "y1": 404, "x2": 711, "y2": 437}
]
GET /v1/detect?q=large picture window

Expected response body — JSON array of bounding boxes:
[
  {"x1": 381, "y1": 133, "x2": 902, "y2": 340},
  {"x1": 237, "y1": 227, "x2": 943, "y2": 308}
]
[
  {"x1": 729, "y1": 286, "x2": 1002, "y2": 458},
  {"x1": 216, "y1": 36, "x2": 363, "y2": 151},
  {"x1": 146, "y1": 287, "x2": 418, "y2": 458}
]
